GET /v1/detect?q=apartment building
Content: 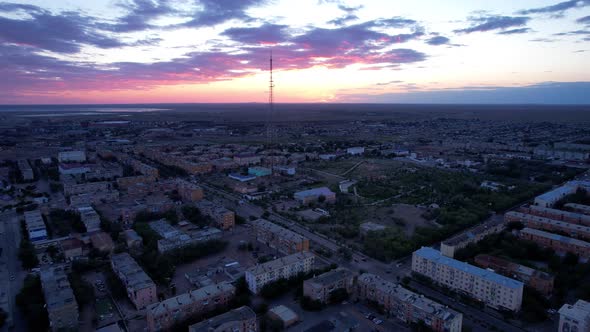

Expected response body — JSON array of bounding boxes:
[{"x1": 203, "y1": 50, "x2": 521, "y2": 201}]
[
  {"x1": 357, "y1": 273, "x2": 462, "y2": 332},
  {"x1": 111, "y1": 253, "x2": 158, "y2": 309},
  {"x1": 505, "y1": 211, "x2": 590, "y2": 240},
  {"x1": 519, "y1": 205, "x2": 590, "y2": 226},
  {"x1": 188, "y1": 306, "x2": 257, "y2": 332},
  {"x1": 63, "y1": 181, "x2": 111, "y2": 196},
  {"x1": 250, "y1": 218, "x2": 309, "y2": 255},
  {"x1": 474, "y1": 254, "x2": 554, "y2": 296},
  {"x1": 58, "y1": 150, "x2": 86, "y2": 162},
  {"x1": 558, "y1": 299, "x2": 590, "y2": 332},
  {"x1": 17, "y1": 159, "x2": 34, "y2": 180},
  {"x1": 412, "y1": 247, "x2": 523, "y2": 312},
  {"x1": 440, "y1": 217, "x2": 505, "y2": 258},
  {"x1": 565, "y1": 203, "x2": 590, "y2": 216},
  {"x1": 40, "y1": 266, "x2": 79, "y2": 331},
  {"x1": 157, "y1": 227, "x2": 222, "y2": 253},
  {"x1": 245, "y1": 252, "x2": 315, "y2": 294},
  {"x1": 77, "y1": 206, "x2": 101, "y2": 232},
  {"x1": 520, "y1": 227, "x2": 590, "y2": 260},
  {"x1": 195, "y1": 199, "x2": 235, "y2": 230},
  {"x1": 146, "y1": 282, "x2": 236, "y2": 332},
  {"x1": 176, "y1": 179, "x2": 204, "y2": 202},
  {"x1": 116, "y1": 175, "x2": 157, "y2": 189},
  {"x1": 303, "y1": 268, "x2": 355, "y2": 303},
  {"x1": 534, "y1": 181, "x2": 590, "y2": 208},
  {"x1": 24, "y1": 210, "x2": 48, "y2": 242}
]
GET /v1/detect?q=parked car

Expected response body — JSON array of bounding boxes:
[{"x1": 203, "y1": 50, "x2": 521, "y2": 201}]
[{"x1": 372, "y1": 318, "x2": 383, "y2": 325}]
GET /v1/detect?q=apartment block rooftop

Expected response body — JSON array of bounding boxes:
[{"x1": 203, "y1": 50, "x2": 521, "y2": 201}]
[
  {"x1": 521, "y1": 227, "x2": 590, "y2": 248},
  {"x1": 147, "y1": 282, "x2": 235, "y2": 316},
  {"x1": 251, "y1": 218, "x2": 307, "y2": 242},
  {"x1": 111, "y1": 253, "x2": 155, "y2": 292},
  {"x1": 246, "y1": 251, "x2": 314, "y2": 276},
  {"x1": 188, "y1": 306, "x2": 256, "y2": 332},
  {"x1": 414, "y1": 247, "x2": 523, "y2": 289}
]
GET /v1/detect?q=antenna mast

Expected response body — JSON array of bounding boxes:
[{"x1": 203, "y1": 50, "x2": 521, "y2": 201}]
[{"x1": 267, "y1": 50, "x2": 276, "y2": 172}]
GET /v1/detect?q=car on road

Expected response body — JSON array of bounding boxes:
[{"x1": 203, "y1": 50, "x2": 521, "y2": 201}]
[
  {"x1": 9, "y1": 275, "x2": 15, "y2": 281},
  {"x1": 372, "y1": 318, "x2": 383, "y2": 325},
  {"x1": 365, "y1": 313, "x2": 375, "y2": 320}
]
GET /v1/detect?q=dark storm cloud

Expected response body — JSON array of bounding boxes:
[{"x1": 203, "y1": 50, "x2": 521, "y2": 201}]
[
  {"x1": 455, "y1": 15, "x2": 530, "y2": 34},
  {"x1": 178, "y1": 0, "x2": 266, "y2": 28},
  {"x1": 0, "y1": 3, "x2": 124, "y2": 53},
  {"x1": 100, "y1": 0, "x2": 179, "y2": 32},
  {"x1": 426, "y1": 36, "x2": 450, "y2": 45},
  {"x1": 518, "y1": 0, "x2": 590, "y2": 15},
  {"x1": 497, "y1": 28, "x2": 532, "y2": 35},
  {"x1": 221, "y1": 23, "x2": 290, "y2": 44}
]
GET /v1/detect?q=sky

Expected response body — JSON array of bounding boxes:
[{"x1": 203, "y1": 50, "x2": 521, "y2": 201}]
[{"x1": 0, "y1": 0, "x2": 589, "y2": 104}]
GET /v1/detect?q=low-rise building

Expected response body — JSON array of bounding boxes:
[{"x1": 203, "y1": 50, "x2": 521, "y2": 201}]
[
  {"x1": 565, "y1": 203, "x2": 590, "y2": 216},
  {"x1": 412, "y1": 247, "x2": 523, "y2": 312},
  {"x1": 40, "y1": 266, "x2": 79, "y2": 331},
  {"x1": 90, "y1": 232, "x2": 114, "y2": 252},
  {"x1": 111, "y1": 253, "x2": 158, "y2": 309},
  {"x1": 60, "y1": 238, "x2": 84, "y2": 261},
  {"x1": 303, "y1": 268, "x2": 355, "y2": 304},
  {"x1": 188, "y1": 306, "x2": 257, "y2": 332},
  {"x1": 346, "y1": 147, "x2": 365, "y2": 155},
  {"x1": 24, "y1": 210, "x2": 47, "y2": 242},
  {"x1": 146, "y1": 282, "x2": 236, "y2": 332},
  {"x1": 195, "y1": 200, "x2": 235, "y2": 230},
  {"x1": 505, "y1": 211, "x2": 590, "y2": 240},
  {"x1": 251, "y1": 218, "x2": 309, "y2": 255},
  {"x1": 78, "y1": 206, "x2": 101, "y2": 233},
  {"x1": 440, "y1": 217, "x2": 505, "y2": 258},
  {"x1": 534, "y1": 181, "x2": 590, "y2": 208},
  {"x1": 58, "y1": 163, "x2": 90, "y2": 175},
  {"x1": 519, "y1": 227, "x2": 590, "y2": 260},
  {"x1": 268, "y1": 305, "x2": 299, "y2": 328},
  {"x1": 17, "y1": 159, "x2": 34, "y2": 180},
  {"x1": 157, "y1": 227, "x2": 222, "y2": 253},
  {"x1": 116, "y1": 175, "x2": 157, "y2": 189},
  {"x1": 519, "y1": 205, "x2": 590, "y2": 226},
  {"x1": 474, "y1": 254, "x2": 554, "y2": 296},
  {"x1": 124, "y1": 229, "x2": 142, "y2": 248},
  {"x1": 58, "y1": 150, "x2": 86, "y2": 163},
  {"x1": 294, "y1": 187, "x2": 336, "y2": 204},
  {"x1": 63, "y1": 181, "x2": 111, "y2": 196},
  {"x1": 357, "y1": 273, "x2": 462, "y2": 332},
  {"x1": 69, "y1": 190, "x2": 119, "y2": 208},
  {"x1": 245, "y1": 252, "x2": 315, "y2": 294},
  {"x1": 176, "y1": 179, "x2": 204, "y2": 202},
  {"x1": 248, "y1": 166, "x2": 272, "y2": 177},
  {"x1": 558, "y1": 299, "x2": 590, "y2": 332}
]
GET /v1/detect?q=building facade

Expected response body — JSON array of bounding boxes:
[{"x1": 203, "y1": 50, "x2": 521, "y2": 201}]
[
  {"x1": 558, "y1": 299, "x2": 590, "y2": 332},
  {"x1": 303, "y1": 268, "x2": 355, "y2": 303},
  {"x1": 505, "y1": 211, "x2": 590, "y2": 240},
  {"x1": 519, "y1": 227, "x2": 590, "y2": 260},
  {"x1": 412, "y1": 247, "x2": 524, "y2": 312},
  {"x1": 111, "y1": 253, "x2": 158, "y2": 309},
  {"x1": 146, "y1": 282, "x2": 236, "y2": 332},
  {"x1": 245, "y1": 252, "x2": 315, "y2": 294},
  {"x1": 188, "y1": 306, "x2": 257, "y2": 332},
  {"x1": 357, "y1": 273, "x2": 462, "y2": 332},
  {"x1": 40, "y1": 266, "x2": 79, "y2": 331},
  {"x1": 194, "y1": 200, "x2": 235, "y2": 230},
  {"x1": 250, "y1": 218, "x2": 310, "y2": 255}
]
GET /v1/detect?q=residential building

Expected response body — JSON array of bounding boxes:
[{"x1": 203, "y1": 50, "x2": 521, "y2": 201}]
[
  {"x1": 519, "y1": 227, "x2": 590, "y2": 260},
  {"x1": 233, "y1": 154, "x2": 261, "y2": 166},
  {"x1": 58, "y1": 163, "x2": 90, "y2": 175},
  {"x1": 146, "y1": 282, "x2": 236, "y2": 332},
  {"x1": 63, "y1": 181, "x2": 111, "y2": 196},
  {"x1": 78, "y1": 206, "x2": 101, "y2": 232},
  {"x1": 60, "y1": 238, "x2": 84, "y2": 261},
  {"x1": 39, "y1": 266, "x2": 79, "y2": 331},
  {"x1": 176, "y1": 179, "x2": 204, "y2": 202},
  {"x1": 303, "y1": 268, "x2": 356, "y2": 303},
  {"x1": 250, "y1": 218, "x2": 309, "y2": 255},
  {"x1": 90, "y1": 232, "x2": 114, "y2": 252},
  {"x1": 505, "y1": 211, "x2": 590, "y2": 240},
  {"x1": 16, "y1": 159, "x2": 33, "y2": 180},
  {"x1": 116, "y1": 175, "x2": 157, "y2": 189},
  {"x1": 474, "y1": 254, "x2": 554, "y2": 296},
  {"x1": 24, "y1": 210, "x2": 47, "y2": 242},
  {"x1": 195, "y1": 200, "x2": 235, "y2": 230},
  {"x1": 245, "y1": 252, "x2": 315, "y2": 294},
  {"x1": 188, "y1": 306, "x2": 257, "y2": 332},
  {"x1": 58, "y1": 150, "x2": 86, "y2": 163},
  {"x1": 69, "y1": 190, "x2": 119, "y2": 208},
  {"x1": 338, "y1": 180, "x2": 356, "y2": 193},
  {"x1": 519, "y1": 205, "x2": 590, "y2": 226},
  {"x1": 124, "y1": 229, "x2": 142, "y2": 248},
  {"x1": 440, "y1": 217, "x2": 505, "y2": 258},
  {"x1": 229, "y1": 173, "x2": 257, "y2": 182},
  {"x1": 294, "y1": 187, "x2": 336, "y2": 204},
  {"x1": 157, "y1": 227, "x2": 222, "y2": 253},
  {"x1": 534, "y1": 181, "x2": 590, "y2": 208},
  {"x1": 111, "y1": 253, "x2": 158, "y2": 309},
  {"x1": 558, "y1": 299, "x2": 590, "y2": 332},
  {"x1": 149, "y1": 219, "x2": 180, "y2": 239},
  {"x1": 274, "y1": 165, "x2": 296, "y2": 176},
  {"x1": 565, "y1": 203, "x2": 590, "y2": 216},
  {"x1": 412, "y1": 247, "x2": 523, "y2": 312},
  {"x1": 357, "y1": 273, "x2": 462, "y2": 332}
]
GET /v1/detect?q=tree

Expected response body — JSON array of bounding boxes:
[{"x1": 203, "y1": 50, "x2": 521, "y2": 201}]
[
  {"x1": 318, "y1": 195, "x2": 326, "y2": 203},
  {"x1": 16, "y1": 275, "x2": 49, "y2": 331},
  {"x1": 18, "y1": 239, "x2": 39, "y2": 269},
  {"x1": 0, "y1": 308, "x2": 6, "y2": 328}
]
